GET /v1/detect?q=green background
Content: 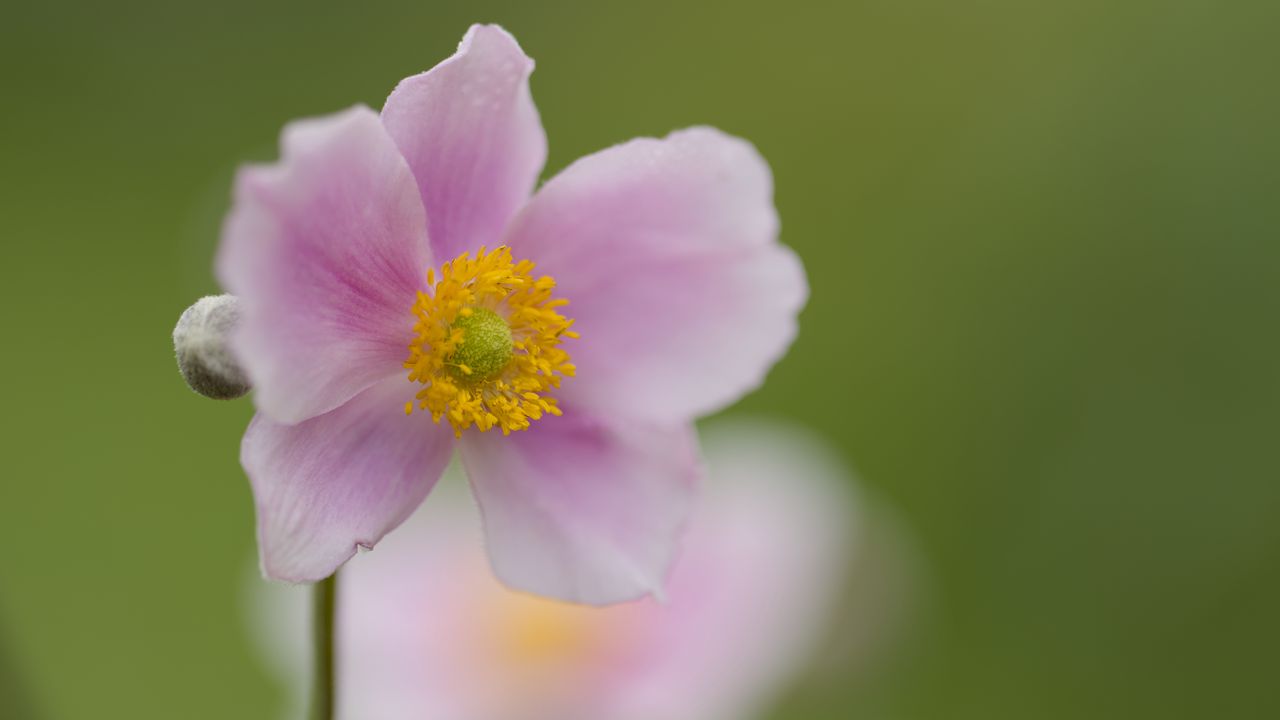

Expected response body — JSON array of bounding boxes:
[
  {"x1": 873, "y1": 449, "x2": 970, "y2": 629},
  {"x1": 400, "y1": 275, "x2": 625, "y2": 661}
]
[{"x1": 2, "y1": 0, "x2": 1277, "y2": 718}]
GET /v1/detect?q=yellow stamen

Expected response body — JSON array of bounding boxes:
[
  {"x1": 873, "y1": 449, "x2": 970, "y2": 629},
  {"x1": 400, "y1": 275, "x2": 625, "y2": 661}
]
[{"x1": 403, "y1": 246, "x2": 577, "y2": 437}]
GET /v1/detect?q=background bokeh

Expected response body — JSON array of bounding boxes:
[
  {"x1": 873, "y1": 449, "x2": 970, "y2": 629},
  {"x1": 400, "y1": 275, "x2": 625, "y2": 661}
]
[{"x1": 2, "y1": 1, "x2": 1278, "y2": 718}]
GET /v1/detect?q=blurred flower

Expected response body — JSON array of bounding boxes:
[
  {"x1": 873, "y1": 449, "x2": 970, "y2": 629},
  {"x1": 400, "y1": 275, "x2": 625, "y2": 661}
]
[
  {"x1": 252, "y1": 420, "x2": 857, "y2": 720},
  {"x1": 217, "y1": 24, "x2": 806, "y2": 603}
]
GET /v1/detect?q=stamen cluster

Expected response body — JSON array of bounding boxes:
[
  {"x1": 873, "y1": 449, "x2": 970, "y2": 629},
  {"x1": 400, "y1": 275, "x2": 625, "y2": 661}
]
[{"x1": 404, "y1": 246, "x2": 577, "y2": 436}]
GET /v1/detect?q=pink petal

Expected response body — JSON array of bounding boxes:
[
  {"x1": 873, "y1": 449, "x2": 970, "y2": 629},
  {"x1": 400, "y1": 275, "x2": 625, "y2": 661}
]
[
  {"x1": 382, "y1": 24, "x2": 547, "y2": 261},
  {"x1": 504, "y1": 127, "x2": 807, "y2": 423},
  {"x1": 242, "y1": 378, "x2": 454, "y2": 582},
  {"x1": 217, "y1": 105, "x2": 432, "y2": 424},
  {"x1": 458, "y1": 411, "x2": 701, "y2": 605},
  {"x1": 601, "y1": 419, "x2": 857, "y2": 720}
]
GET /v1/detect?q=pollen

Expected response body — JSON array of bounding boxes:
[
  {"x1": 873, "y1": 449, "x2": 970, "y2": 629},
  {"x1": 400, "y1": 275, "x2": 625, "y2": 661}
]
[{"x1": 403, "y1": 246, "x2": 578, "y2": 437}]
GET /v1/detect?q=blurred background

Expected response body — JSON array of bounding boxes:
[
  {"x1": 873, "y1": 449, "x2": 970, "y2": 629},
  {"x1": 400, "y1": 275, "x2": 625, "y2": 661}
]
[{"x1": 2, "y1": 0, "x2": 1278, "y2": 718}]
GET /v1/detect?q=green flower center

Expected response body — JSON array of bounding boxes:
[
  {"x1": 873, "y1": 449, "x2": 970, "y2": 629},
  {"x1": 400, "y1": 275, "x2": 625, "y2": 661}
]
[{"x1": 447, "y1": 307, "x2": 514, "y2": 383}]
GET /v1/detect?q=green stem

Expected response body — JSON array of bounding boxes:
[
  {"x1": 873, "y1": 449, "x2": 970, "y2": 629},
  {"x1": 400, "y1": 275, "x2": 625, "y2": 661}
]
[{"x1": 311, "y1": 573, "x2": 336, "y2": 720}]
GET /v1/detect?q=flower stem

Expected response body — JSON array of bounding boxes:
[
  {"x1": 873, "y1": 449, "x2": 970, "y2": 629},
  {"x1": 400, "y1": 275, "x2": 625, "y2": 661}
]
[{"x1": 311, "y1": 573, "x2": 336, "y2": 720}]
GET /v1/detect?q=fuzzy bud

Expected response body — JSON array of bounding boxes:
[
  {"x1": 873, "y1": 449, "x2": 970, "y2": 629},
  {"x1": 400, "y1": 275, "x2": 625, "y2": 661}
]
[{"x1": 173, "y1": 294, "x2": 251, "y2": 400}]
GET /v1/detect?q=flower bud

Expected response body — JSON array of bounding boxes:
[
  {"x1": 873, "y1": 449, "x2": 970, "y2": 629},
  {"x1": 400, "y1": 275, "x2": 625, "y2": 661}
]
[{"x1": 173, "y1": 294, "x2": 251, "y2": 400}]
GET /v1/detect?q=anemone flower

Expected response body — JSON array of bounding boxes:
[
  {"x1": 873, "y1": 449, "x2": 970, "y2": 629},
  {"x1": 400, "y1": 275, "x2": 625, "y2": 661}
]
[
  {"x1": 218, "y1": 24, "x2": 806, "y2": 603},
  {"x1": 252, "y1": 420, "x2": 856, "y2": 720}
]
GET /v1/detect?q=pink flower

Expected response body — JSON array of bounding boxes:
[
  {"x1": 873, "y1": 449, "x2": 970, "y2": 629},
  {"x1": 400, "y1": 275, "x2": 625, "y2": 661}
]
[
  {"x1": 251, "y1": 420, "x2": 855, "y2": 720},
  {"x1": 218, "y1": 24, "x2": 806, "y2": 604}
]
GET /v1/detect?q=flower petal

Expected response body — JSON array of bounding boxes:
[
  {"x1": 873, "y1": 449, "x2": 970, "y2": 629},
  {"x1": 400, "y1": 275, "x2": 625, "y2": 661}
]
[
  {"x1": 218, "y1": 105, "x2": 432, "y2": 424},
  {"x1": 458, "y1": 411, "x2": 701, "y2": 605},
  {"x1": 382, "y1": 24, "x2": 547, "y2": 260},
  {"x1": 243, "y1": 378, "x2": 454, "y2": 582},
  {"x1": 505, "y1": 127, "x2": 807, "y2": 422},
  {"x1": 603, "y1": 419, "x2": 858, "y2": 720}
]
